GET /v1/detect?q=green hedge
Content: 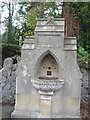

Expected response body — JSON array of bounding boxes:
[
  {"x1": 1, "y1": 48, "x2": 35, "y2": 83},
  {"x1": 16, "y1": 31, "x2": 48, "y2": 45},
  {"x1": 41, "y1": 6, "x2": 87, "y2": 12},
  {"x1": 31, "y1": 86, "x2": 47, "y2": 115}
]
[{"x1": 2, "y1": 43, "x2": 21, "y2": 64}]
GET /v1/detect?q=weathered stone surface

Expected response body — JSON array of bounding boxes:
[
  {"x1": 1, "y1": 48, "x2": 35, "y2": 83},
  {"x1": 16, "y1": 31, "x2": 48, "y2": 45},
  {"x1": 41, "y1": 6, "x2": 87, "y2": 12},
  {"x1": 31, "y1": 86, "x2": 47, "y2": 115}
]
[
  {"x1": 64, "y1": 37, "x2": 77, "y2": 45},
  {"x1": 64, "y1": 44, "x2": 77, "y2": 51},
  {"x1": 0, "y1": 69, "x2": 2, "y2": 104},
  {"x1": 35, "y1": 17, "x2": 64, "y2": 32},
  {"x1": 12, "y1": 64, "x2": 17, "y2": 71},
  {"x1": 17, "y1": 58, "x2": 21, "y2": 65},
  {"x1": 22, "y1": 44, "x2": 35, "y2": 50},
  {"x1": 0, "y1": 58, "x2": 17, "y2": 104},
  {"x1": 81, "y1": 69, "x2": 88, "y2": 102},
  {"x1": 3, "y1": 58, "x2": 13, "y2": 69}
]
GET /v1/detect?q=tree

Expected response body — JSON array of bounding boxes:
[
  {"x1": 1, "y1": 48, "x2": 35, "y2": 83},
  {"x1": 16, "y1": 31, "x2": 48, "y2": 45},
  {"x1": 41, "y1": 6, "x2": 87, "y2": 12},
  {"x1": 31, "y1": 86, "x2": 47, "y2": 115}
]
[
  {"x1": 1, "y1": 1, "x2": 20, "y2": 44},
  {"x1": 7, "y1": 2, "x2": 13, "y2": 44},
  {"x1": 1, "y1": 0, "x2": 21, "y2": 63},
  {"x1": 18, "y1": 2, "x2": 62, "y2": 40},
  {"x1": 62, "y1": 2, "x2": 90, "y2": 69}
]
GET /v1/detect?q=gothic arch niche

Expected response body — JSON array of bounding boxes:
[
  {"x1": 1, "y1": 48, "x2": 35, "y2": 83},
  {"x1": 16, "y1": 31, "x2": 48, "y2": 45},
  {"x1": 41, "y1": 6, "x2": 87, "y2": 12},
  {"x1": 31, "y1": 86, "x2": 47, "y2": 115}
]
[{"x1": 38, "y1": 53, "x2": 59, "y2": 80}]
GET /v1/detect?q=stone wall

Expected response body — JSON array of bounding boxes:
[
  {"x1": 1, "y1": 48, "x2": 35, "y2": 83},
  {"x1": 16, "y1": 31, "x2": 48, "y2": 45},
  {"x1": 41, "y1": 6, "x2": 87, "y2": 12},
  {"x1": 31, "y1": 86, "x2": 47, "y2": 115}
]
[
  {"x1": 81, "y1": 69, "x2": 89, "y2": 102},
  {"x1": 0, "y1": 57, "x2": 89, "y2": 104},
  {"x1": 0, "y1": 58, "x2": 18, "y2": 104}
]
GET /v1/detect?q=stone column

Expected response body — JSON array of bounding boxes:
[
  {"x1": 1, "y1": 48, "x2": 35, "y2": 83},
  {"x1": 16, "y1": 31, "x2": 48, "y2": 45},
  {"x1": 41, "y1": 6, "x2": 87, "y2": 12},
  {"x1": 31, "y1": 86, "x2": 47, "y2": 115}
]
[{"x1": 39, "y1": 91, "x2": 53, "y2": 117}]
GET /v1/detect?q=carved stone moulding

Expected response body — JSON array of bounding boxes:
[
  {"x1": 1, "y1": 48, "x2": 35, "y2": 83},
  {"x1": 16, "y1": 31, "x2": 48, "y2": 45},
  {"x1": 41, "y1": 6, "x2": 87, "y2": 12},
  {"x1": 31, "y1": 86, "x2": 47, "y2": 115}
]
[{"x1": 31, "y1": 79, "x2": 64, "y2": 92}]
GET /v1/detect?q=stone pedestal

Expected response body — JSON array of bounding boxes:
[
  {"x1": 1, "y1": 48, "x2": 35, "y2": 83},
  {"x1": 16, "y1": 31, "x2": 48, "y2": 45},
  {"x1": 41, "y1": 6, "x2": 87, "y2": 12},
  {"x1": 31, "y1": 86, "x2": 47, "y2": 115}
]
[{"x1": 39, "y1": 91, "x2": 53, "y2": 117}]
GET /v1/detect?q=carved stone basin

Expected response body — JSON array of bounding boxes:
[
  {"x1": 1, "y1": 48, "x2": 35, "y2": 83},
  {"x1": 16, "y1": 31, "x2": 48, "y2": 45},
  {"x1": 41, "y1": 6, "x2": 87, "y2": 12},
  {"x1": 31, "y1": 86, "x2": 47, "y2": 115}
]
[{"x1": 31, "y1": 79, "x2": 64, "y2": 92}]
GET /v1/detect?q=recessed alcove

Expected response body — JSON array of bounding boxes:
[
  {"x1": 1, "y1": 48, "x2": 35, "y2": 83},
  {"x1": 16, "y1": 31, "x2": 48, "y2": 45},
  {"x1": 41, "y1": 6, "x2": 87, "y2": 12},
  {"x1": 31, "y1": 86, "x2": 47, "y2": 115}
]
[{"x1": 38, "y1": 53, "x2": 59, "y2": 80}]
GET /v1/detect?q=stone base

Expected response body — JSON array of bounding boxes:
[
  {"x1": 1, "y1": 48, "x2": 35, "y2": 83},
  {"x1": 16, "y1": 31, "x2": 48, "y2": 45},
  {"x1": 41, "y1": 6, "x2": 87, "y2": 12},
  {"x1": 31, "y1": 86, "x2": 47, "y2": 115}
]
[
  {"x1": 52, "y1": 114, "x2": 81, "y2": 119},
  {"x1": 11, "y1": 110, "x2": 39, "y2": 118},
  {"x1": 11, "y1": 110, "x2": 81, "y2": 119}
]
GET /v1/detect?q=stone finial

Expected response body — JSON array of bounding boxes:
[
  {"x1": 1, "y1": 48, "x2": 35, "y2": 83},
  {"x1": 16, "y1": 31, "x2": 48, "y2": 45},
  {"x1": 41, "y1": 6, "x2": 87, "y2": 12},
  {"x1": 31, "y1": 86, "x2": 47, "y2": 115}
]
[{"x1": 46, "y1": 16, "x2": 54, "y2": 25}]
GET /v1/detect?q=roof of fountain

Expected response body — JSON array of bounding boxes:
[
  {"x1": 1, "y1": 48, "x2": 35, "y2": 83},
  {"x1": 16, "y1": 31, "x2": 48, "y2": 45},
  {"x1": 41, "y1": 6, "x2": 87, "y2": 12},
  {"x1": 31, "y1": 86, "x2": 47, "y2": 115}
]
[{"x1": 35, "y1": 17, "x2": 64, "y2": 32}]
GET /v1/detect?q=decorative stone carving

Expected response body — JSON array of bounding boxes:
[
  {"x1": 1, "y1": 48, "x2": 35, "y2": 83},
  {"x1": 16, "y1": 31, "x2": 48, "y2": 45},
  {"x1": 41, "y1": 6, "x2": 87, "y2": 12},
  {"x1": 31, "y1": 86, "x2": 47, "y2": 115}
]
[
  {"x1": 31, "y1": 79, "x2": 64, "y2": 92},
  {"x1": 46, "y1": 16, "x2": 55, "y2": 25}
]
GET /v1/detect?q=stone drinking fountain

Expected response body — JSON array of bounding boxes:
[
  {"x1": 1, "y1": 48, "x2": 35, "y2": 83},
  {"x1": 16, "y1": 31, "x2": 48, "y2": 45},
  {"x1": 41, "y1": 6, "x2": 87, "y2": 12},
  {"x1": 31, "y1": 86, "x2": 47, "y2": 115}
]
[
  {"x1": 31, "y1": 70, "x2": 64, "y2": 117},
  {"x1": 11, "y1": 17, "x2": 82, "y2": 118}
]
